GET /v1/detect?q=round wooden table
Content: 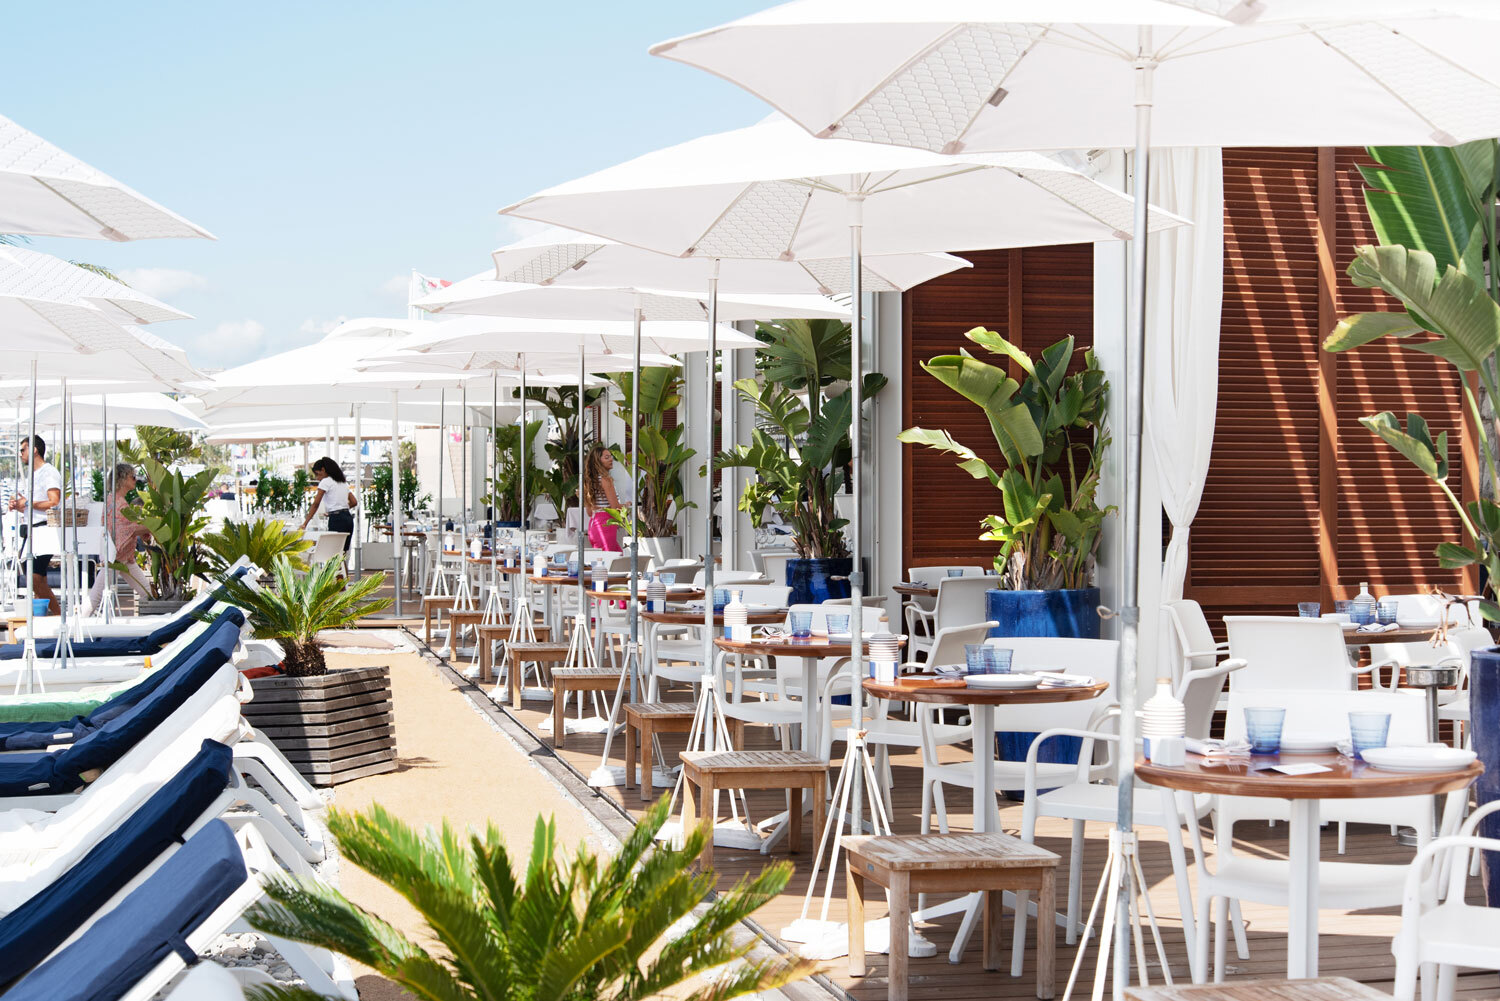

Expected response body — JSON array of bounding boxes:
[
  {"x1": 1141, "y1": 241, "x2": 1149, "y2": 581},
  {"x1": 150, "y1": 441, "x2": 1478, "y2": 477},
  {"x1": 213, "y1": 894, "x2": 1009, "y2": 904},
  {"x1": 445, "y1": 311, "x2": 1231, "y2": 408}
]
[
  {"x1": 892, "y1": 583, "x2": 939, "y2": 598},
  {"x1": 585, "y1": 587, "x2": 706, "y2": 602},
  {"x1": 864, "y1": 676, "x2": 1110, "y2": 833},
  {"x1": 644, "y1": 608, "x2": 786, "y2": 626},
  {"x1": 1343, "y1": 626, "x2": 1436, "y2": 645},
  {"x1": 1136, "y1": 751, "x2": 1482, "y2": 980}
]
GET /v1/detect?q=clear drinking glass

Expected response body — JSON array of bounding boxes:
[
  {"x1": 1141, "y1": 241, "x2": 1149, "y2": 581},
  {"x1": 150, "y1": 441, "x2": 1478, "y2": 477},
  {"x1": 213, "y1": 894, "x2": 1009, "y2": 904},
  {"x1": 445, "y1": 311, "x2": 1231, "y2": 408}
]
[
  {"x1": 789, "y1": 610, "x2": 813, "y2": 639},
  {"x1": 658, "y1": 572, "x2": 676, "y2": 586},
  {"x1": 1378, "y1": 600, "x2": 1399, "y2": 625},
  {"x1": 1244, "y1": 706, "x2": 1287, "y2": 754},
  {"x1": 825, "y1": 613, "x2": 850, "y2": 636},
  {"x1": 946, "y1": 568, "x2": 965, "y2": 578},
  {"x1": 1298, "y1": 601, "x2": 1321, "y2": 618},
  {"x1": 1348, "y1": 711, "x2": 1391, "y2": 760}
]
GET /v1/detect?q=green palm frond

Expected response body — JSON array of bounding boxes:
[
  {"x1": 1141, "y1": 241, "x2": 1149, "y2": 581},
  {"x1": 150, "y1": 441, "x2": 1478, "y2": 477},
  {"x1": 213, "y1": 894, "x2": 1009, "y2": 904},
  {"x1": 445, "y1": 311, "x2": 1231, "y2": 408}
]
[
  {"x1": 202, "y1": 517, "x2": 313, "y2": 576},
  {"x1": 249, "y1": 796, "x2": 811, "y2": 1001}
]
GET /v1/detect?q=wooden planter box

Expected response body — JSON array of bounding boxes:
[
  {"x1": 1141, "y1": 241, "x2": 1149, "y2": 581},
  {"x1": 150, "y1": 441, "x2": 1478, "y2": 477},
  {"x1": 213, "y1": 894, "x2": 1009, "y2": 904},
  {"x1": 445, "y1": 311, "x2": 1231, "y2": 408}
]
[{"x1": 244, "y1": 665, "x2": 396, "y2": 786}]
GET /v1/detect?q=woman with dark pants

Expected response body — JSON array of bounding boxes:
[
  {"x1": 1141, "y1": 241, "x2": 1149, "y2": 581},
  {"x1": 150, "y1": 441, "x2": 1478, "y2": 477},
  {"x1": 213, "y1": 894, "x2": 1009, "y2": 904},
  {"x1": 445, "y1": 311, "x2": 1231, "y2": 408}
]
[{"x1": 301, "y1": 457, "x2": 358, "y2": 553}]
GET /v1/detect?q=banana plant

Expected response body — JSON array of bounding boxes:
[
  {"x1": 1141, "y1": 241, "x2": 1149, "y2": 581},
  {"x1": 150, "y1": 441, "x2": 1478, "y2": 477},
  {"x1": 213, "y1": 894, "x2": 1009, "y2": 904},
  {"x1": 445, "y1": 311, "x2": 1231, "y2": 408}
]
[
  {"x1": 605, "y1": 366, "x2": 696, "y2": 539},
  {"x1": 485, "y1": 419, "x2": 547, "y2": 523},
  {"x1": 899, "y1": 329, "x2": 1112, "y2": 590},
  {"x1": 115, "y1": 456, "x2": 216, "y2": 601}
]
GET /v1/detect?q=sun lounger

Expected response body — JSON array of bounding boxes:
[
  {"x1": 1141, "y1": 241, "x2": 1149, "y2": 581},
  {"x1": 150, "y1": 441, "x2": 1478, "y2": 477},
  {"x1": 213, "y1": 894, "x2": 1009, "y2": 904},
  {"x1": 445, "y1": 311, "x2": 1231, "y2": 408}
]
[
  {"x1": 14, "y1": 560, "x2": 256, "y2": 641},
  {"x1": 0, "y1": 619, "x2": 240, "y2": 795},
  {"x1": 0, "y1": 820, "x2": 354, "y2": 1001},
  {"x1": 0, "y1": 609, "x2": 246, "y2": 750}
]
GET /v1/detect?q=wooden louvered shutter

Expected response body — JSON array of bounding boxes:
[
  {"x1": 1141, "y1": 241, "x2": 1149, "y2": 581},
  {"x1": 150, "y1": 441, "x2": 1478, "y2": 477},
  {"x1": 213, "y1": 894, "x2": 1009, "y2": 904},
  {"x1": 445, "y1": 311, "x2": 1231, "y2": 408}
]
[{"x1": 902, "y1": 246, "x2": 1094, "y2": 572}]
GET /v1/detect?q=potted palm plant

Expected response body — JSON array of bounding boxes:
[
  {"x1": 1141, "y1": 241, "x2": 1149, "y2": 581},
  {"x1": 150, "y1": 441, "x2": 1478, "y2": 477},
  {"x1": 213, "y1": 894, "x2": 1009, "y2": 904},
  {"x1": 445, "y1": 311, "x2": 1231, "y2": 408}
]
[
  {"x1": 483, "y1": 418, "x2": 546, "y2": 528},
  {"x1": 714, "y1": 319, "x2": 885, "y2": 603},
  {"x1": 216, "y1": 555, "x2": 395, "y2": 785},
  {"x1": 200, "y1": 516, "x2": 313, "y2": 579},
  {"x1": 607, "y1": 365, "x2": 696, "y2": 562},
  {"x1": 115, "y1": 457, "x2": 217, "y2": 614},
  {"x1": 899, "y1": 328, "x2": 1112, "y2": 639},
  {"x1": 249, "y1": 797, "x2": 813, "y2": 1001}
]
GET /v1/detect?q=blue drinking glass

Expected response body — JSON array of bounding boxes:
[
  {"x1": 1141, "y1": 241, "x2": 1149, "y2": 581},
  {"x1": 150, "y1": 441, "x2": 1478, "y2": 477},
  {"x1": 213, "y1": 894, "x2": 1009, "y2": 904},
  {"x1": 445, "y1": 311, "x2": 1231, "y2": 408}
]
[
  {"x1": 1244, "y1": 706, "x2": 1286, "y2": 754},
  {"x1": 1351, "y1": 600, "x2": 1376, "y2": 626},
  {"x1": 1378, "y1": 600, "x2": 1399, "y2": 625},
  {"x1": 1348, "y1": 711, "x2": 1391, "y2": 760},
  {"x1": 825, "y1": 613, "x2": 850, "y2": 636},
  {"x1": 789, "y1": 610, "x2": 813, "y2": 639},
  {"x1": 712, "y1": 588, "x2": 730, "y2": 611},
  {"x1": 658, "y1": 572, "x2": 676, "y2": 586},
  {"x1": 946, "y1": 568, "x2": 965, "y2": 578},
  {"x1": 567, "y1": 559, "x2": 579, "y2": 577},
  {"x1": 1297, "y1": 601, "x2": 1320, "y2": 618}
]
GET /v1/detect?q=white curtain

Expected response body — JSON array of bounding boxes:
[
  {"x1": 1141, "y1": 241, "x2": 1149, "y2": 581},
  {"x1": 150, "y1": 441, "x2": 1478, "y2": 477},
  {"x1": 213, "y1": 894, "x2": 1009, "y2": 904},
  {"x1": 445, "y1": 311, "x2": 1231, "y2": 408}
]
[{"x1": 1144, "y1": 148, "x2": 1224, "y2": 601}]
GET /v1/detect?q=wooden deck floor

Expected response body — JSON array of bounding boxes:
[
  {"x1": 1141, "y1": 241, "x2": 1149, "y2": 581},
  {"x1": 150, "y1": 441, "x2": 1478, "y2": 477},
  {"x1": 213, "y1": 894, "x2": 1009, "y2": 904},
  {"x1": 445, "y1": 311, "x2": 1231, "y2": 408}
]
[{"x1": 438, "y1": 633, "x2": 1500, "y2": 1000}]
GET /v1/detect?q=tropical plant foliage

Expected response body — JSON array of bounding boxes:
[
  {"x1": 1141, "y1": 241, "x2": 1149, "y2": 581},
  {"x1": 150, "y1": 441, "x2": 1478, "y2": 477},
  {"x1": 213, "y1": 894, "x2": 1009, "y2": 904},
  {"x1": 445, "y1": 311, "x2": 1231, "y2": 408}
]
[
  {"x1": 1324, "y1": 140, "x2": 1500, "y2": 618},
  {"x1": 201, "y1": 517, "x2": 313, "y2": 577},
  {"x1": 899, "y1": 330, "x2": 1112, "y2": 590},
  {"x1": 606, "y1": 366, "x2": 695, "y2": 539},
  {"x1": 117, "y1": 425, "x2": 199, "y2": 468},
  {"x1": 214, "y1": 555, "x2": 390, "y2": 675},
  {"x1": 246, "y1": 796, "x2": 812, "y2": 1001},
  {"x1": 254, "y1": 469, "x2": 296, "y2": 515},
  {"x1": 114, "y1": 457, "x2": 216, "y2": 601},
  {"x1": 367, "y1": 465, "x2": 429, "y2": 523},
  {"x1": 485, "y1": 419, "x2": 547, "y2": 523},
  {"x1": 526, "y1": 383, "x2": 607, "y2": 520},
  {"x1": 714, "y1": 320, "x2": 885, "y2": 559}
]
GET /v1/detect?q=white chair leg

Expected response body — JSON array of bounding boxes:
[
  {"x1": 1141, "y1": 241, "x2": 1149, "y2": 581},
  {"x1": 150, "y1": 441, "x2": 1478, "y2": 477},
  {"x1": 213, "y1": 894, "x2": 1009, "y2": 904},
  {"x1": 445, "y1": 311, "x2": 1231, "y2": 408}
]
[
  {"x1": 1213, "y1": 896, "x2": 1228, "y2": 983},
  {"x1": 1229, "y1": 899, "x2": 1249, "y2": 960},
  {"x1": 1193, "y1": 893, "x2": 1212, "y2": 985},
  {"x1": 1338, "y1": 821, "x2": 1347, "y2": 854},
  {"x1": 920, "y1": 780, "x2": 933, "y2": 835},
  {"x1": 932, "y1": 780, "x2": 949, "y2": 834},
  {"x1": 1436, "y1": 963, "x2": 1456, "y2": 1001},
  {"x1": 1067, "y1": 819, "x2": 1085, "y2": 945}
]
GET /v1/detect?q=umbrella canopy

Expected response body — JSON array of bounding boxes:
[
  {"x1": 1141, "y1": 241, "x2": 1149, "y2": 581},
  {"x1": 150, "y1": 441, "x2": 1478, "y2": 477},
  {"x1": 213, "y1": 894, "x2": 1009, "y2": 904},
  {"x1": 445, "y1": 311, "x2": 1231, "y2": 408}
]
[
  {"x1": 499, "y1": 115, "x2": 1187, "y2": 256},
  {"x1": 414, "y1": 275, "x2": 847, "y2": 324},
  {"x1": 650, "y1": 1, "x2": 1500, "y2": 151},
  {"x1": 492, "y1": 224, "x2": 970, "y2": 293},
  {"x1": 0, "y1": 112, "x2": 215, "y2": 241},
  {"x1": 187, "y1": 397, "x2": 536, "y2": 428},
  {"x1": 32, "y1": 392, "x2": 205, "y2": 431},
  {"x1": 0, "y1": 246, "x2": 191, "y2": 325},
  {"x1": 358, "y1": 348, "x2": 679, "y2": 375},
  {"x1": 200, "y1": 415, "x2": 523, "y2": 443},
  {"x1": 374, "y1": 314, "x2": 760, "y2": 357}
]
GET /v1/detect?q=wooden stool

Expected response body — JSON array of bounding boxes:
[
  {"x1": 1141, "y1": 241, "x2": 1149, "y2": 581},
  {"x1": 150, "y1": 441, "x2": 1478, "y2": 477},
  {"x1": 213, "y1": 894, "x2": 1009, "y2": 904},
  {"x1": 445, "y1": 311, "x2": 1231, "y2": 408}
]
[
  {"x1": 1125, "y1": 979, "x2": 1390, "y2": 1001},
  {"x1": 447, "y1": 608, "x2": 486, "y2": 654},
  {"x1": 476, "y1": 622, "x2": 550, "y2": 684},
  {"x1": 506, "y1": 642, "x2": 569, "y2": 710},
  {"x1": 623, "y1": 702, "x2": 695, "y2": 802},
  {"x1": 549, "y1": 667, "x2": 622, "y2": 748},
  {"x1": 679, "y1": 750, "x2": 827, "y2": 869},
  {"x1": 844, "y1": 832, "x2": 1060, "y2": 1001},
  {"x1": 421, "y1": 595, "x2": 458, "y2": 647}
]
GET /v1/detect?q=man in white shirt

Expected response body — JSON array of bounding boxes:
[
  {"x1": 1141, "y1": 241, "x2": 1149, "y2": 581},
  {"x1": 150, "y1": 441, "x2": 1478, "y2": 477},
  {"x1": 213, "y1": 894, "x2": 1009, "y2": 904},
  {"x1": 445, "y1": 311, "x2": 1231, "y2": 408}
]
[{"x1": 8, "y1": 435, "x2": 62, "y2": 614}]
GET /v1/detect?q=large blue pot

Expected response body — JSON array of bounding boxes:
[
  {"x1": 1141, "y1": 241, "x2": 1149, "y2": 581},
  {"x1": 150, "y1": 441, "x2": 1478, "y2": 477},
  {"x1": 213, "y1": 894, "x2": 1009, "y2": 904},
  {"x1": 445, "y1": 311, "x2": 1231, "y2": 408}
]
[
  {"x1": 785, "y1": 557, "x2": 852, "y2": 606},
  {"x1": 1469, "y1": 646, "x2": 1500, "y2": 905},
  {"x1": 988, "y1": 587, "x2": 1102, "y2": 796}
]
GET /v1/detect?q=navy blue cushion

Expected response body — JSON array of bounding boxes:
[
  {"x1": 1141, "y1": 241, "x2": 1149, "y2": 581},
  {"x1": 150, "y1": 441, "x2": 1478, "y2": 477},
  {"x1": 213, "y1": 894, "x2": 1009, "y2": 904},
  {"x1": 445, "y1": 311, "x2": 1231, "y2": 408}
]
[
  {"x1": 0, "y1": 619, "x2": 240, "y2": 796},
  {"x1": 0, "y1": 566, "x2": 251, "y2": 661},
  {"x1": 0, "y1": 609, "x2": 246, "y2": 751},
  {"x1": 3, "y1": 820, "x2": 246, "y2": 1001},
  {"x1": 0, "y1": 740, "x2": 233, "y2": 988}
]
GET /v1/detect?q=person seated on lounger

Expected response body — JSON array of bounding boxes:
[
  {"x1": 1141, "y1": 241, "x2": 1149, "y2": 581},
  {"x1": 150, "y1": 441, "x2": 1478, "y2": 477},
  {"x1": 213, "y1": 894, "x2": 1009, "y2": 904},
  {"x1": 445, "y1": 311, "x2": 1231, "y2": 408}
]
[{"x1": 87, "y1": 462, "x2": 153, "y2": 613}]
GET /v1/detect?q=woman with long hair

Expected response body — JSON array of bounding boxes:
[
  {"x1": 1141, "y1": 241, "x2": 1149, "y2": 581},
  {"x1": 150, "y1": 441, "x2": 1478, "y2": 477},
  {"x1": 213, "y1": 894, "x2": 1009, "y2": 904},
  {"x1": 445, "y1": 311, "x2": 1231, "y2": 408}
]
[
  {"x1": 583, "y1": 442, "x2": 621, "y2": 552},
  {"x1": 87, "y1": 462, "x2": 153, "y2": 612},
  {"x1": 301, "y1": 456, "x2": 358, "y2": 552}
]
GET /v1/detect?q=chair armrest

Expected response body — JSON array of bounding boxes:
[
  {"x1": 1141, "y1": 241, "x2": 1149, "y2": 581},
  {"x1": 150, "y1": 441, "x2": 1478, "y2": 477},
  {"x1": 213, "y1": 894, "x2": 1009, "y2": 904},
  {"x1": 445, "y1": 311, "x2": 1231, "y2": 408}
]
[
  {"x1": 1365, "y1": 656, "x2": 1404, "y2": 691},
  {"x1": 1022, "y1": 727, "x2": 1120, "y2": 803}
]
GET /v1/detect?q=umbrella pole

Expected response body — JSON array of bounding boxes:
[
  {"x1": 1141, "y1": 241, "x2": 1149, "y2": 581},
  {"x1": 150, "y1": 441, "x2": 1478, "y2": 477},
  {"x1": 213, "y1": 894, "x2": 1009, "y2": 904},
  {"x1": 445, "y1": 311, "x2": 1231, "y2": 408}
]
[
  {"x1": 488, "y1": 371, "x2": 499, "y2": 621},
  {"x1": 102, "y1": 396, "x2": 113, "y2": 624},
  {"x1": 353, "y1": 404, "x2": 362, "y2": 576},
  {"x1": 435, "y1": 389, "x2": 446, "y2": 600},
  {"x1": 56, "y1": 379, "x2": 70, "y2": 668},
  {"x1": 459, "y1": 382, "x2": 470, "y2": 610},
  {"x1": 391, "y1": 390, "x2": 402, "y2": 617},
  {"x1": 499, "y1": 359, "x2": 536, "y2": 694},
  {"x1": 20, "y1": 359, "x2": 37, "y2": 693},
  {"x1": 702, "y1": 265, "x2": 718, "y2": 750},
  {"x1": 566, "y1": 342, "x2": 595, "y2": 670}
]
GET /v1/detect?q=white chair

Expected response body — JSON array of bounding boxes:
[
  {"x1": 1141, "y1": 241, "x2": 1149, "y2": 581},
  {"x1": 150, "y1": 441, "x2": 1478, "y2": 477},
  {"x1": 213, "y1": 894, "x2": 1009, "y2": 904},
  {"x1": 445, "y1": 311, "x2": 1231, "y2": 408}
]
[
  {"x1": 305, "y1": 532, "x2": 349, "y2": 567},
  {"x1": 1393, "y1": 800, "x2": 1500, "y2": 1001},
  {"x1": 1387, "y1": 592, "x2": 1482, "y2": 628},
  {"x1": 759, "y1": 551, "x2": 793, "y2": 589},
  {"x1": 916, "y1": 637, "x2": 1119, "y2": 834},
  {"x1": 1224, "y1": 615, "x2": 1392, "y2": 690},
  {"x1": 905, "y1": 575, "x2": 993, "y2": 662},
  {"x1": 823, "y1": 594, "x2": 889, "y2": 609},
  {"x1": 1012, "y1": 656, "x2": 1248, "y2": 976},
  {"x1": 1193, "y1": 688, "x2": 1451, "y2": 982},
  {"x1": 1162, "y1": 599, "x2": 1229, "y2": 691}
]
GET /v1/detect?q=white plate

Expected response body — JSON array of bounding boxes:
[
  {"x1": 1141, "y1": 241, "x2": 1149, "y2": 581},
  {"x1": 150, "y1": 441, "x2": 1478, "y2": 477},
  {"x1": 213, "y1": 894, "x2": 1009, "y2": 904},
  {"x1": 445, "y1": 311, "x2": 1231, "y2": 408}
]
[
  {"x1": 1358, "y1": 745, "x2": 1477, "y2": 773},
  {"x1": 1278, "y1": 733, "x2": 1340, "y2": 753},
  {"x1": 1339, "y1": 621, "x2": 1359, "y2": 631},
  {"x1": 965, "y1": 673, "x2": 1041, "y2": 690},
  {"x1": 1396, "y1": 617, "x2": 1441, "y2": 630}
]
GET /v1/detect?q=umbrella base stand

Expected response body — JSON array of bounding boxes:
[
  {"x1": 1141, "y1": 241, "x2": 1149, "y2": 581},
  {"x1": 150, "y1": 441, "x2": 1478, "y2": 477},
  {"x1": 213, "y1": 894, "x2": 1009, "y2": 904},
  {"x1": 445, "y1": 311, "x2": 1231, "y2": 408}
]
[
  {"x1": 495, "y1": 596, "x2": 538, "y2": 685},
  {"x1": 656, "y1": 674, "x2": 756, "y2": 845},
  {"x1": 590, "y1": 642, "x2": 646, "y2": 788},
  {"x1": 561, "y1": 613, "x2": 599, "y2": 669},
  {"x1": 781, "y1": 732, "x2": 934, "y2": 961},
  {"x1": 1062, "y1": 829, "x2": 1170, "y2": 1001}
]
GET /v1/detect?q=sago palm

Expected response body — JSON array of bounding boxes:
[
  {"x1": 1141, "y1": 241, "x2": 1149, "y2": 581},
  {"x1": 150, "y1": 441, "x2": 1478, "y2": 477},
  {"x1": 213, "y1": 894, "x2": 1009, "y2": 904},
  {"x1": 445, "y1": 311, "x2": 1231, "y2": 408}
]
[
  {"x1": 216, "y1": 555, "x2": 391, "y2": 675},
  {"x1": 246, "y1": 796, "x2": 814, "y2": 1001},
  {"x1": 201, "y1": 517, "x2": 314, "y2": 576}
]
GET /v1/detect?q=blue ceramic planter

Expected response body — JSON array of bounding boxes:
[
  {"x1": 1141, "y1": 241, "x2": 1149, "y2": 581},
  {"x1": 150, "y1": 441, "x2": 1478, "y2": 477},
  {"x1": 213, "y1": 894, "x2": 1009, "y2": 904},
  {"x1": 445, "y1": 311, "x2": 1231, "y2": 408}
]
[
  {"x1": 786, "y1": 557, "x2": 852, "y2": 606},
  {"x1": 1469, "y1": 646, "x2": 1500, "y2": 905},
  {"x1": 987, "y1": 587, "x2": 1102, "y2": 796}
]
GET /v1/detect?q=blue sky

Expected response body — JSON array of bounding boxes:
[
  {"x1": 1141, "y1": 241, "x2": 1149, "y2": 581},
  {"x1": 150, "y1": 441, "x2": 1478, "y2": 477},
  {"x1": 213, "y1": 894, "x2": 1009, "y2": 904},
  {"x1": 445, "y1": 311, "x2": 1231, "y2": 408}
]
[{"x1": 12, "y1": 2, "x2": 769, "y2": 370}]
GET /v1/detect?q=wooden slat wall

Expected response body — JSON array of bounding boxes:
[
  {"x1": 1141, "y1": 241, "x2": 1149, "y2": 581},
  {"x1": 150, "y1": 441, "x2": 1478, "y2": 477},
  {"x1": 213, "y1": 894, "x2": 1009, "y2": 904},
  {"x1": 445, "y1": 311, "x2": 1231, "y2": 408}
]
[
  {"x1": 899, "y1": 148, "x2": 1475, "y2": 634},
  {"x1": 902, "y1": 246, "x2": 1094, "y2": 571}
]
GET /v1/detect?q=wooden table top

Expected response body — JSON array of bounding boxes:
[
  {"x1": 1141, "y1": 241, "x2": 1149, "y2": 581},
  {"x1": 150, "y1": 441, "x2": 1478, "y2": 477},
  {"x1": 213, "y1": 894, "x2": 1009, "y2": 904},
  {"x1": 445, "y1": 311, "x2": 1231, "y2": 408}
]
[
  {"x1": 864, "y1": 676, "x2": 1109, "y2": 706},
  {"x1": 642, "y1": 608, "x2": 786, "y2": 626},
  {"x1": 892, "y1": 583, "x2": 940, "y2": 597},
  {"x1": 1343, "y1": 626, "x2": 1438, "y2": 645},
  {"x1": 842, "y1": 832, "x2": 1058, "y2": 872},
  {"x1": 1126, "y1": 976, "x2": 1392, "y2": 1000},
  {"x1": 587, "y1": 588, "x2": 706, "y2": 602},
  {"x1": 715, "y1": 635, "x2": 905, "y2": 658},
  {"x1": 1135, "y1": 751, "x2": 1482, "y2": 800}
]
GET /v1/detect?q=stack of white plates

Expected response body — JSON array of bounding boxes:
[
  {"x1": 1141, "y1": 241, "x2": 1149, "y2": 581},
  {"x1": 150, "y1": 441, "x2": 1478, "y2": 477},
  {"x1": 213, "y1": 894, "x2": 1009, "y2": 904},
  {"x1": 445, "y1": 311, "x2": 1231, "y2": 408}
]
[
  {"x1": 1279, "y1": 733, "x2": 1340, "y2": 753},
  {"x1": 1359, "y1": 745, "x2": 1477, "y2": 772},
  {"x1": 966, "y1": 673, "x2": 1040, "y2": 690}
]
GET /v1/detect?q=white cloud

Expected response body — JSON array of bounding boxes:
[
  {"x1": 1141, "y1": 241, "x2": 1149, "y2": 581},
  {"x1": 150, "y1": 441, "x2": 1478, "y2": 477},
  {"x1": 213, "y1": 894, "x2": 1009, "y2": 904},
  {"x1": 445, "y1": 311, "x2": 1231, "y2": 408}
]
[
  {"x1": 378, "y1": 273, "x2": 411, "y2": 302},
  {"x1": 115, "y1": 267, "x2": 208, "y2": 300},
  {"x1": 299, "y1": 316, "x2": 347, "y2": 335},
  {"x1": 192, "y1": 319, "x2": 266, "y2": 368}
]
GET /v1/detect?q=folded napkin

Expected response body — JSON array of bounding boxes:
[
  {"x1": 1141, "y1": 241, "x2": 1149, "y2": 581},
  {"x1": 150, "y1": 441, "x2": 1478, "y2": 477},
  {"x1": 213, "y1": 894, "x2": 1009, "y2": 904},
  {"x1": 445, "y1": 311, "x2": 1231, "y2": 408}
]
[
  {"x1": 1357, "y1": 622, "x2": 1399, "y2": 633},
  {"x1": 1035, "y1": 672, "x2": 1096, "y2": 688},
  {"x1": 1185, "y1": 737, "x2": 1252, "y2": 758},
  {"x1": 932, "y1": 664, "x2": 966, "y2": 678}
]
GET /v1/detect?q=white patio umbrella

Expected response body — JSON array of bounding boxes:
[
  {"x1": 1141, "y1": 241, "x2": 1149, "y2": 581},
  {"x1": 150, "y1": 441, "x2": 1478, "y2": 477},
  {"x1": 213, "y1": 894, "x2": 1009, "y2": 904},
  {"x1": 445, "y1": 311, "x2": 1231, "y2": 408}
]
[
  {"x1": 650, "y1": 0, "x2": 1500, "y2": 990},
  {"x1": 0, "y1": 112, "x2": 215, "y2": 241},
  {"x1": 495, "y1": 114, "x2": 1187, "y2": 953},
  {"x1": 32, "y1": 392, "x2": 205, "y2": 431}
]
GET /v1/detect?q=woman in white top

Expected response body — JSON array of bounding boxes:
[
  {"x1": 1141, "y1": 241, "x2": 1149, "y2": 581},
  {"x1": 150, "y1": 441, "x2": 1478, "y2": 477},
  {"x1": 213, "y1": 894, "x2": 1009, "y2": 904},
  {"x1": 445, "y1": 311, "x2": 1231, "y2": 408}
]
[
  {"x1": 300, "y1": 457, "x2": 358, "y2": 553},
  {"x1": 7, "y1": 435, "x2": 62, "y2": 614}
]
